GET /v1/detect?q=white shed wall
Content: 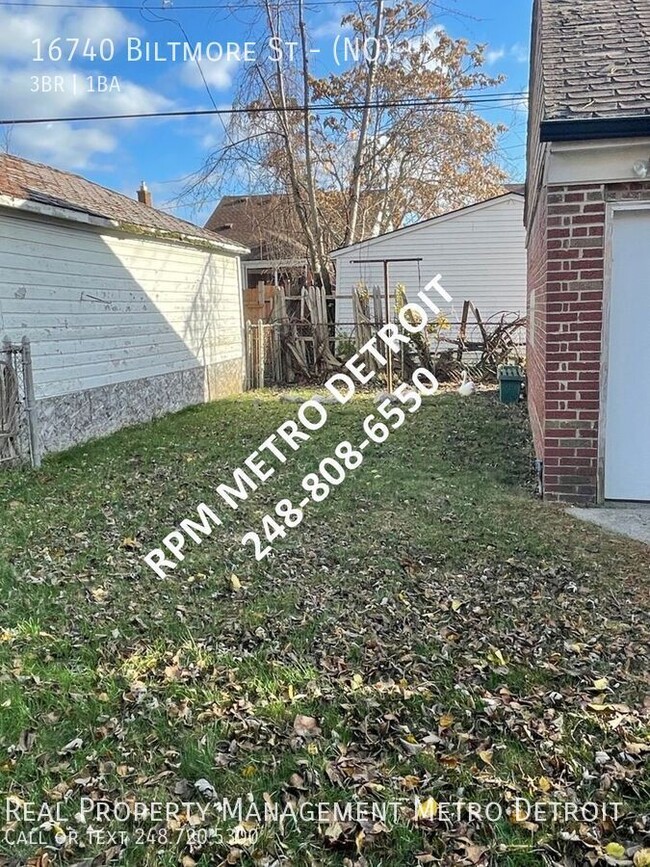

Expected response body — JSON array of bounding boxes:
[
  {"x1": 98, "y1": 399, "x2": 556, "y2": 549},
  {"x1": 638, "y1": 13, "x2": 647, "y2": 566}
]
[
  {"x1": 332, "y1": 195, "x2": 526, "y2": 338},
  {"x1": 0, "y1": 210, "x2": 244, "y2": 401}
]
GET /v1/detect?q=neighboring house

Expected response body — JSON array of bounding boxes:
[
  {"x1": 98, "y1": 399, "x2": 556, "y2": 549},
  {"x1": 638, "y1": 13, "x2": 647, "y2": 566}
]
[
  {"x1": 331, "y1": 191, "x2": 526, "y2": 339},
  {"x1": 526, "y1": 0, "x2": 650, "y2": 504},
  {"x1": 205, "y1": 194, "x2": 308, "y2": 292},
  {"x1": 204, "y1": 192, "x2": 385, "y2": 295},
  {"x1": 0, "y1": 154, "x2": 249, "y2": 456}
]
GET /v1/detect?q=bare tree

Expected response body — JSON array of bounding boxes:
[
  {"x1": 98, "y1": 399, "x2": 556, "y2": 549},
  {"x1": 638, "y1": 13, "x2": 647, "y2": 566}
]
[{"x1": 184, "y1": 0, "x2": 508, "y2": 284}]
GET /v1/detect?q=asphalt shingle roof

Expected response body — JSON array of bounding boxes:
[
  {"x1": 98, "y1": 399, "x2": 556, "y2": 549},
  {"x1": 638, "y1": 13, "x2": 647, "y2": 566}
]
[
  {"x1": 539, "y1": 0, "x2": 650, "y2": 120},
  {"x1": 205, "y1": 194, "x2": 307, "y2": 261},
  {"x1": 0, "y1": 153, "x2": 247, "y2": 251}
]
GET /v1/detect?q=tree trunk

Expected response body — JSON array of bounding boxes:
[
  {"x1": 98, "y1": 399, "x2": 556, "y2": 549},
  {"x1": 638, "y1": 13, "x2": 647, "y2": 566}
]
[{"x1": 344, "y1": 0, "x2": 384, "y2": 247}]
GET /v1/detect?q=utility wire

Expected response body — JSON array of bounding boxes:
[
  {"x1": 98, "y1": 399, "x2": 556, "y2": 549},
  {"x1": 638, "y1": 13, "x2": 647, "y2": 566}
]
[
  {"x1": 0, "y1": 0, "x2": 364, "y2": 7},
  {"x1": 3, "y1": 0, "x2": 474, "y2": 15},
  {"x1": 139, "y1": 0, "x2": 219, "y2": 109},
  {"x1": 0, "y1": 94, "x2": 528, "y2": 126}
]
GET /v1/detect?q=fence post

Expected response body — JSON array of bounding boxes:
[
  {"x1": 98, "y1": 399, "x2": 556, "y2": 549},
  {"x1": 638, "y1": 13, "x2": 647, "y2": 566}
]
[
  {"x1": 21, "y1": 336, "x2": 41, "y2": 468},
  {"x1": 245, "y1": 320, "x2": 251, "y2": 390},
  {"x1": 258, "y1": 319, "x2": 265, "y2": 389}
]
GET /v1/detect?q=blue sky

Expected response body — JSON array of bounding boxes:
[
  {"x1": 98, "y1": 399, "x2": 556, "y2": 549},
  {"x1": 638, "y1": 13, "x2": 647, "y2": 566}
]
[{"x1": 0, "y1": 0, "x2": 531, "y2": 225}]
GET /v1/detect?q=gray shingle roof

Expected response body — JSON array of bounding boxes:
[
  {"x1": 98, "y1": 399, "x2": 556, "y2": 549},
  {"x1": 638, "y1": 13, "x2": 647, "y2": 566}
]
[
  {"x1": 0, "y1": 153, "x2": 248, "y2": 252},
  {"x1": 539, "y1": 0, "x2": 650, "y2": 120}
]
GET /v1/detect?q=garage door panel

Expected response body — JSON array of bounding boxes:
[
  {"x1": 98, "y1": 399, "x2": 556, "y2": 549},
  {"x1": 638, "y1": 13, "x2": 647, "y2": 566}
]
[{"x1": 604, "y1": 209, "x2": 650, "y2": 501}]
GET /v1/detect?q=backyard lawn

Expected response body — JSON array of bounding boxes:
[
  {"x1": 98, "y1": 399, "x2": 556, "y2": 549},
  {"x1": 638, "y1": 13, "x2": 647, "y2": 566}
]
[{"x1": 0, "y1": 390, "x2": 649, "y2": 867}]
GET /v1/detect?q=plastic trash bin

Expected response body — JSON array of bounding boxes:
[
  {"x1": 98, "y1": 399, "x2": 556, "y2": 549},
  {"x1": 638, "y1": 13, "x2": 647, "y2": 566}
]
[{"x1": 498, "y1": 364, "x2": 525, "y2": 404}]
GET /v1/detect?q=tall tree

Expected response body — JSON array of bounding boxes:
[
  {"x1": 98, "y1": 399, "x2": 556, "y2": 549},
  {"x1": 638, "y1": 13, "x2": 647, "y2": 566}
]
[{"x1": 186, "y1": 0, "x2": 508, "y2": 287}]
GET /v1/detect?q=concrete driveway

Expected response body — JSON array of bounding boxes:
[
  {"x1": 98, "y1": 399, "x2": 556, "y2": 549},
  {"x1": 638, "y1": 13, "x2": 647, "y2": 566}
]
[{"x1": 567, "y1": 506, "x2": 650, "y2": 546}]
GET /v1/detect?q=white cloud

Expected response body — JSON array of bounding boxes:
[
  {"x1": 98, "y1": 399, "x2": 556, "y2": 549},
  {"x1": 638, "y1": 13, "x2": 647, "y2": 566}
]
[
  {"x1": 483, "y1": 43, "x2": 529, "y2": 67},
  {"x1": 409, "y1": 24, "x2": 447, "y2": 72},
  {"x1": 9, "y1": 124, "x2": 116, "y2": 170},
  {"x1": 194, "y1": 107, "x2": 236, "y2": 149},
  {"x1": 310, "y1": 7, "x2": 349, "y2": 40},
  {"x1": 0, "y1": 66, "x2": 171, "y2": 119},
  {"x1": 180, "y1": 56, "x2": 239, "y2": 91},
  {"x1": 510, "y1": 42, "x2": 529, "y2": 63},
  {"x1": 0, "y1": 1, "x2": 138, "y2": 62},
  {"x1": 0, "y1": 4, "x2": 174, "y2": 171},
  {"x1": 486, "y1": 47, "x2": 505, "y2": 65},
  {"x1": 418, "y1": 24, "x2": 445, "y2": 51}
]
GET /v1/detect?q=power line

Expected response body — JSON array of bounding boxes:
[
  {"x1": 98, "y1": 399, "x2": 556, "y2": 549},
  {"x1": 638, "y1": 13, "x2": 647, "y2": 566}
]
[
  {"x1": 0, "y1": 0, "x2": 357, "y2": 7},
  {"x1": 0, "y1": 94, "x2": 528, "y2": 126},
  {"x1": 140, "y1": 0, "x2": 219, "y2": 110}
]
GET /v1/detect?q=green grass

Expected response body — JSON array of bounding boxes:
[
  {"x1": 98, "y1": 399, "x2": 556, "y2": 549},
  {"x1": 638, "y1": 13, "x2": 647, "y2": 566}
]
[{"x1": 0, "y1": 389, "x2": 649, "y2": 867}]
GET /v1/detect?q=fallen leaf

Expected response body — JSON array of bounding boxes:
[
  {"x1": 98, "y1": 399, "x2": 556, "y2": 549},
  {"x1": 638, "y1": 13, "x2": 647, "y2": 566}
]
[
  {"x1": 194, "y1": 778, "x2": 218, "y2": 799},
  {"x1": 58, "y1": 737, "x2": 83, "y2": 756},
  {"x1": 230, "y1": 574, "x2": 242, "y2": 592},
  {"x1": 401, "y1": 775, "x2": 421, "y2": 790},
  {"x1": 415, "y1": 797, "x2": 438, "y2": 821},
  {"x1": 293, "y1": 714, "x2": 321, "y2": 738},
  {"x1": 624, "y1": 742, "x2": 650, "y2": 755},
  {"x1": 487, "y1": 646, "x2": 507, "y2": 667},
  {"x1": 17, "y1": 730, "x2": 36, "y2": 753},
  {"x1": 605, "y1": 842, "x2": 626, "y2": 860}
]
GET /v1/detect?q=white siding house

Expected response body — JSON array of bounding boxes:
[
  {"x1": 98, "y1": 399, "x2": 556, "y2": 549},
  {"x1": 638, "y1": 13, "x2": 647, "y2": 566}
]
[
  {"x1": 0, "y1": 154, "x2": 248, "y2": 455},
  {"x1": 331, "y1": 192, "x2": 526, "y2": 339}
]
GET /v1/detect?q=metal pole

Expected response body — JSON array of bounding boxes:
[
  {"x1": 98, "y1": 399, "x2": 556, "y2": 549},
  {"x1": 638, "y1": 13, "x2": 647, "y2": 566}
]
[
  {"x1": 383, "y1": 260, "x2": 393, "y2": 392},
  {"x1": 258, "y1": 318, "x2": 265, "y2": 389},
  {"x1": 21, "y1": 336, "x2": 41, "y2": 468},
  {"x1": 245, "y1": 321, "x2": 251, "y2": 390},
  {"x1": 350, "y1": 257, "x2": 423, "y2": 394}
]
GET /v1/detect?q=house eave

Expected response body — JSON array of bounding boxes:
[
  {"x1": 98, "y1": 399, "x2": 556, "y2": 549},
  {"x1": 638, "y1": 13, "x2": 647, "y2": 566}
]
[
  {"x1": 540, "y1": 115, "x2": 650, "y2": 143},
  {"x1": 0, "y1": 194, "x2": 250, "y2": 256}
]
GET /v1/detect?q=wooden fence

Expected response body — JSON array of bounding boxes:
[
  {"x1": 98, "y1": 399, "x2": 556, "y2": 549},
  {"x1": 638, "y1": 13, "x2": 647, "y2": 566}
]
[{"x1": 244, "y1": 283, "x2": 526, "y2": 388}]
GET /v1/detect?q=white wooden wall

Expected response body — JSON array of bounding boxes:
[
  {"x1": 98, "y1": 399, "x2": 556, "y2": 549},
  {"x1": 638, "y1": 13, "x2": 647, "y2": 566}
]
[
  {"x1": 333, "y1": 195, "x2": 526, "y2": 336},
  {"x1": 0, "y1": 210, "x2": 244, "y2": 401}
]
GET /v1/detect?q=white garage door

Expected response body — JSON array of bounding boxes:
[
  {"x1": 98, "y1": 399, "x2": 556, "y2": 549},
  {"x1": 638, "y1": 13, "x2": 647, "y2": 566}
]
[{"x1": 604, "y1": 208, "x2": 650, "y2": 501}]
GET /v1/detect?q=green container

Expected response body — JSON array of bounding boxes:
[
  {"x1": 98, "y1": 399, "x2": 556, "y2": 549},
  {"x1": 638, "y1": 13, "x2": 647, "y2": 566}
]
[{"x1": 498, "y1": 364, "x2": 525, "y2": 404}]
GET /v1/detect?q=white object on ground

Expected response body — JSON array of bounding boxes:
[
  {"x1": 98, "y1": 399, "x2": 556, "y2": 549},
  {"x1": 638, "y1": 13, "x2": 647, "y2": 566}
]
[{"x1": 457, "y1": 370, "x2": 476, "y2": 397}]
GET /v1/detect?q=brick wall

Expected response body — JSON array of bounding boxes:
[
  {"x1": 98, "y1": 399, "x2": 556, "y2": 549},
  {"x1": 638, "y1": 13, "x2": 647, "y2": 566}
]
[{"x1": 527, "y1": 180, "x2": 650, "y2": 503}]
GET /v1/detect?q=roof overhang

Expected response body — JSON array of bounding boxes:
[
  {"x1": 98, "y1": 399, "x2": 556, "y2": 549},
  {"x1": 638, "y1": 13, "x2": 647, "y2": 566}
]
[
  {"x1": 243, "y1": 258, "x2": 307, "y2": 269},
  {"x1": 540, "y1": 115, "x2": 650, "y2": 143},
  {"x1": 0, "y1": 194, "x2": 250, "y2": 256}
]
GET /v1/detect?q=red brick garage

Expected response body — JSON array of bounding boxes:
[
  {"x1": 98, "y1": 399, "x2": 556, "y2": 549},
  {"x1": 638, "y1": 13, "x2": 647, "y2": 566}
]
[{"x1": 526, "y1": 0, "x2": 650, "y2": 504}]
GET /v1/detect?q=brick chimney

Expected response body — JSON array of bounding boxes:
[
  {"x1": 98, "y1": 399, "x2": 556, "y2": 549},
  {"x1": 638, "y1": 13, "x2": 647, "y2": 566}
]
[{"x1": 137, "y1": 181, "x2": 152, "y2": 207}]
